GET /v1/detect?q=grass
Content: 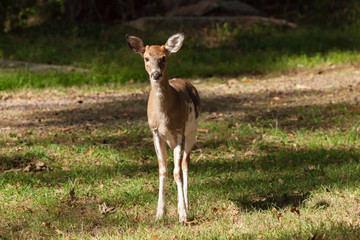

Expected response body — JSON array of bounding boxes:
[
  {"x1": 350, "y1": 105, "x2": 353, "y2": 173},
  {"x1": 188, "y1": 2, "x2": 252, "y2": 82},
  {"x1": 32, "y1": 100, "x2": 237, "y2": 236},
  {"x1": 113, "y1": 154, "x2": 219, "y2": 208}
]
[
  {"x1": 0, "y1": 67, "x2": 359, "y2": 239},
  {"x1": 0, "y1": 22, "x2": 360, "y2": 239},
  {"x1": 0, "y1": 24, "x2": 360, "y2": 91}
]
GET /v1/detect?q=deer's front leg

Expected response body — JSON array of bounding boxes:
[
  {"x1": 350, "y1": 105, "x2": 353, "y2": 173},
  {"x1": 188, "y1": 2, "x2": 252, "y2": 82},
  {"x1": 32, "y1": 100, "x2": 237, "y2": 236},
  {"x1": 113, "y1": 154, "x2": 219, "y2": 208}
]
[
  {"x1": 153, "y1": 131, "x2": 168, "y2": 219},
  {"x1": 173, "y1": 137, "x2": 187, "y2": 223}
]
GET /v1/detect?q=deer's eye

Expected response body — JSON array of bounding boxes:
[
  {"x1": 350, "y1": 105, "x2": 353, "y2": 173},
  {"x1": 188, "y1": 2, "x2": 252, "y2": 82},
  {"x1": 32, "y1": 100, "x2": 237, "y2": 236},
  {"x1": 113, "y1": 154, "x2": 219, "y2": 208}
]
[
  {"x1": 161, "y1": 56, "x2": 166, "y2": 63},
  {"x1": 145, "y1": 57, "x2": 149, "y2": 62}
]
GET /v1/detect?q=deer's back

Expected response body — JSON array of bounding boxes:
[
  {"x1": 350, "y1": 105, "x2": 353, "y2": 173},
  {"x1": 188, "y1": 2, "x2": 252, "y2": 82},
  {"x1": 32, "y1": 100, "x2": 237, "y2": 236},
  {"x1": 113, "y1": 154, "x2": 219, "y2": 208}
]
[{"x1": 169, "y1": 78, "x2": 200, "y2": 119}]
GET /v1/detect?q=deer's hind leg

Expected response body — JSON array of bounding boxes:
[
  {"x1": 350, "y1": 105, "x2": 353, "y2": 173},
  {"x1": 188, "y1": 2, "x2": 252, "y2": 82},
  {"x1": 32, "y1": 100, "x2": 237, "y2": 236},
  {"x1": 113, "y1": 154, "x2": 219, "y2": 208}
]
[{"x1": 182, "y1": 130, "x2": 196, "y2": 212}]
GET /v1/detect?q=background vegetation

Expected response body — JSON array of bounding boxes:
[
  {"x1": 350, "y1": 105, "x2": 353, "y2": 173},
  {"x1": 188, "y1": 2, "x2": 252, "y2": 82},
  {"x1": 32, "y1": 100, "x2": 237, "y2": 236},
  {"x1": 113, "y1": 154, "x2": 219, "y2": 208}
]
[
  {"x1": 0, "y1": 0, "x2": 359, "y2": 90},
  {"x1": 0, "y1": 1, "x2": 360, "y2": 239}
]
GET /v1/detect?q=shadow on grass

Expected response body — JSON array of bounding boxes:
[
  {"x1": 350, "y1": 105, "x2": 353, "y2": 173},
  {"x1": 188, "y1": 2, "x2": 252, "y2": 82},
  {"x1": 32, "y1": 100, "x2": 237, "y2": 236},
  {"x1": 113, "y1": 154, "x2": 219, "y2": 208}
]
[
  {"x1": 283, "y1": 222, "x2": 360, "y2": 239},
  {"x1": 9, "y1": 87, "x2": 357, "y2": 134},
  {"x1": 0, "y1": 82, "x2": 359, "y2": 239},
  {"x1": 1, "y1": 143, "x2": 359, "y2": 209},
  {"x1": 0, "y1": 151, "x2": 51, "y2": 170},
  {"x1": 1, "y1": 134, "x2": 359, "y2": 239}
]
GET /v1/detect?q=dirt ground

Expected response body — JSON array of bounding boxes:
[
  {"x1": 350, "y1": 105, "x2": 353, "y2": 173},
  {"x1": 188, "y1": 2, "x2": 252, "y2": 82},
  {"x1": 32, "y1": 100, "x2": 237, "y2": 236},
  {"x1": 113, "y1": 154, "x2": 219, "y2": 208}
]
[{"x1": 0, "y1": 65, "x2": 359, "y2": 134}]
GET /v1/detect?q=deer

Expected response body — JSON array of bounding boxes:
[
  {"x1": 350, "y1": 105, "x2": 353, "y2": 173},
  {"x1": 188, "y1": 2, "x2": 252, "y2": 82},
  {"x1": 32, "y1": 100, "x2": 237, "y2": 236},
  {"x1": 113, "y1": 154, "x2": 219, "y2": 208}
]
[{"x1": 126, "y1": 33, "x2": 200, "y2": 223}]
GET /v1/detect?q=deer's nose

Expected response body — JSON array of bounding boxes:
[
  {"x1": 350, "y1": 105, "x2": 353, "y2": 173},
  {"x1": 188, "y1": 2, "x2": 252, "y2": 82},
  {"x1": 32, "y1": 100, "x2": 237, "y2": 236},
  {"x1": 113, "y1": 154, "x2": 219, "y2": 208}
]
[{"x1": 151, "y1": 71, "x2": 162, "y2": 80}]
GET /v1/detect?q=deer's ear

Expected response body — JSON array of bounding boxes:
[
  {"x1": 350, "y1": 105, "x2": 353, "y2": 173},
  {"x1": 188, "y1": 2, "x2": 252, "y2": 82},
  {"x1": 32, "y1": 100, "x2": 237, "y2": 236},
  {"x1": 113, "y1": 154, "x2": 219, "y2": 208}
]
[
  {"x1": 126, "y1": 34, "x2": 145, "y2": 56},
  {"x1": 165, "y1": 33, "x2": 184, "y2": 53}
]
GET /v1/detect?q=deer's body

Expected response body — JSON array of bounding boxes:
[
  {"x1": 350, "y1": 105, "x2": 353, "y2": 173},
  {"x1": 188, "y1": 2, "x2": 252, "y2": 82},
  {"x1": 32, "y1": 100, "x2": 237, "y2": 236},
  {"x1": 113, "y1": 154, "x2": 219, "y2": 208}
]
[
  {"x1": 148, "y1": 78, "x2": 200, "y2": 140},
  {"x1": 126, "y1": 33, "x2": 200, "y2": 223}
]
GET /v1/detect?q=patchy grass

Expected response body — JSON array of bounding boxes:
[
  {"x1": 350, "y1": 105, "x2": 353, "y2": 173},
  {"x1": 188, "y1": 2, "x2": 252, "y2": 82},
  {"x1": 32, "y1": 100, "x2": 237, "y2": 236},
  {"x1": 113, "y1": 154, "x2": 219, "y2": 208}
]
[
  {"x1": 1, "y1": 24, "x2": 360, "y2": 90},
  {"x1": 0, "y1": 67, "x2": 359, "y2": 239}
]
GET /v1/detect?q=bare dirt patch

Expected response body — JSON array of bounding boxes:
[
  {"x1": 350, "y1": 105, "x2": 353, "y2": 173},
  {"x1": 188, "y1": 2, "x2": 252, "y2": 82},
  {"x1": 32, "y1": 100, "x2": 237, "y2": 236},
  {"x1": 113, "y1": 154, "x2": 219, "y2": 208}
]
[{"x1": 0, "y1": 65, "x2": 359, "y2": 135}]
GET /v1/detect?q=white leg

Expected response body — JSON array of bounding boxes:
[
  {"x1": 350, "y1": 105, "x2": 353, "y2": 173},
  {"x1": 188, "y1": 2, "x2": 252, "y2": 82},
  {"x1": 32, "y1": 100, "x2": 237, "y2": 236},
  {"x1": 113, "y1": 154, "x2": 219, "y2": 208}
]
[
  {"x1": 173, "y1": 142, "x2": 187, "y2": 223},
  {"x1": 182, "y1": 152, "x2": 190, "y2": 211},
  {"x1": 153, "y1": 132, "x2": 167, "y2": 219},
  {"x1": 182, "y1": 133, "x2": 195, "y2": 211}
]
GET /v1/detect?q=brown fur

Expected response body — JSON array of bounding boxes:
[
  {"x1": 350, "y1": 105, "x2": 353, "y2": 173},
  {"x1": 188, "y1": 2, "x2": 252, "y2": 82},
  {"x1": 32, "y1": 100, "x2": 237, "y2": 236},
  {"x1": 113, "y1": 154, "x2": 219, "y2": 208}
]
[{"x1": 169, "y1": 78, "x2": 201, "y2": 118}]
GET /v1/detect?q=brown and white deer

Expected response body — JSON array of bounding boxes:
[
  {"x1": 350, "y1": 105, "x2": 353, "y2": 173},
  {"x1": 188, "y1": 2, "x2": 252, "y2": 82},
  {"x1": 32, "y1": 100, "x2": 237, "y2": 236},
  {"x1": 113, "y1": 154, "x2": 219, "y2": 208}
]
[{"x1": 126, "y1": 33, "x2": 200, "y2": 223}]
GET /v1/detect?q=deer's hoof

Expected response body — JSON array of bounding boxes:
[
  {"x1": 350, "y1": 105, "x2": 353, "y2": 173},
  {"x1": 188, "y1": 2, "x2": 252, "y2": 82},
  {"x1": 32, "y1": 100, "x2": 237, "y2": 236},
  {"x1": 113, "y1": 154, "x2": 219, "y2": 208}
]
[
  {"x1": 179, "y1": 215, "x2": 187, "y2": 223},
  {"x1": 155, "y1": 211, "x2": 165, "y2": 220}
]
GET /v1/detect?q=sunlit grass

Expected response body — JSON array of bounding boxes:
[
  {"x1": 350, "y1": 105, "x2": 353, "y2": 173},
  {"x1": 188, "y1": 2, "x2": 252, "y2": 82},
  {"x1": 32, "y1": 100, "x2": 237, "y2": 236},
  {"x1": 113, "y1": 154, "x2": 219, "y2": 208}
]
[
  {"x1": 0, "y1": 24, "x2": 360, "y2": 90},
  {"x1": 0, "y1": 79, "x2": 359, "y2": 239}
]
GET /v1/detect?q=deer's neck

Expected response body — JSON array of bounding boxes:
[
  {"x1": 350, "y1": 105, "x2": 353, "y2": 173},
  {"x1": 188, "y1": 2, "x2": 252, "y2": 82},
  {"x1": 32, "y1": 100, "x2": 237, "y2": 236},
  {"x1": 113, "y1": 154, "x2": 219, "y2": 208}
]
[
  {"x1": 150, "y1": 74, "x2": 174, "y2": 103},
  {"x1": 148, "y1": 75, "x2": 177, "y2": 121}
]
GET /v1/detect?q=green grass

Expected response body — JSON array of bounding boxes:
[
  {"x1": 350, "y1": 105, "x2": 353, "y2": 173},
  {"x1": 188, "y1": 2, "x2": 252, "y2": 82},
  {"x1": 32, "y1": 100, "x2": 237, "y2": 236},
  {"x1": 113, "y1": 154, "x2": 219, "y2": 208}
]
[
  {"x1": 0, "y1": 24, "x2": 360, "y2": 90},
  {"x1": 0, "y1": 22, "x2": 360, "y2": 239},
  {"x1": 0, "y1": 78, "x2": 359, "y2": 239}
]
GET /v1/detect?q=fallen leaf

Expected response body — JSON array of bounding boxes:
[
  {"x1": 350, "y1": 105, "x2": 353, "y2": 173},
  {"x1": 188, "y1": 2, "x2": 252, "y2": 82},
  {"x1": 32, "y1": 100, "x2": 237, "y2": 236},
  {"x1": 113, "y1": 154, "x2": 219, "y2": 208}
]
[
  {"x1": 289, "y1": 134, "x2": 295, "y2": 139},
  {"x1": 23, "y1": 164, "x2": 32, "y2": 172},
  {"x1": 8, "y1": 183, "x2": 21, "y2": 189},
  {"x1": 21, "y1": 162, "x2": 53, "y2": 172},
  {"x1": 98, "y1": 202, "x2": 116, "y2": 215},
  {"x1": 211, "y1": 207, "x2": 225, "y2": 213},
  {"x1": 310, "y1": 233, "x2": 325, "y2": 240},
  {"x1": 55, "y1": 228, "x2": 64, "y2": 235},
  {"x1": 303, "y1": 165, "x2": 314, "y2": 175},
  {"x1": 272, "y1": 96, "x2": 280, "y2": 101},
  {"x1": 42, "y1": 222, "x2": 52, "y2": 227},
  {"x1": 85, "y1": 147, "x2": 94, "y2": 156},
  {"x1": 309, "y1": 165, "x2": 316, "y2": 171},
  {"x1": 21, "y1": 206, "x2": 33, "y2": 212},
  {"x1": 197, "y1": 128, "x2": 209, "y2": 133},
  {"x1": 288, "y1": 115, "x2": 299, "y2": 121},
  {"x1": 230, "y1": 208, "x2": 239, "y2": 215},
  {"x1": 36, "y1": 162, "x2": 45, "y2": 168},
  {"x1": 211, "y1": 207, "x2": 220, "y2": 213},
  {"x1": 61, "y1": 166, "x2": 70, "y2": 171},
  {"x1": 185, "y1": 219, "x2": 198, "y2": 225},
  {"x1": 290, "y1": 207, "x2": 300, "y2": 216}
]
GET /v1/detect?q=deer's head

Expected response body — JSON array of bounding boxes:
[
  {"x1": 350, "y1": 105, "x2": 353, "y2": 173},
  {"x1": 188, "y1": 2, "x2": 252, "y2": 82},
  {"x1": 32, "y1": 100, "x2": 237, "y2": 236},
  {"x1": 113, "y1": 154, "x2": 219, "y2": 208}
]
[{"x1": 126, "y1": 33, "x2": 184, "y2": 82}]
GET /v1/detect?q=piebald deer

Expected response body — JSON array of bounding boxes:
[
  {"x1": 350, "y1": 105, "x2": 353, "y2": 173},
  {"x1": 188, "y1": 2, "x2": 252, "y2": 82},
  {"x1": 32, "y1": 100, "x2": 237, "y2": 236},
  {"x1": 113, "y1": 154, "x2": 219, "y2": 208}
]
[{"x1": 126, "y1": 33, "x2": 200, "y2": 223}]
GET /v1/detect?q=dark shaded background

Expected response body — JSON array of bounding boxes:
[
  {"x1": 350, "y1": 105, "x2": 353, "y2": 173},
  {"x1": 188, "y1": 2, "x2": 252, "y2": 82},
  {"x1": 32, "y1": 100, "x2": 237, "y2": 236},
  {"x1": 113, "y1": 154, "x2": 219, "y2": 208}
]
[{"x1": 1, "y1": 0, "x2": 359, "y2": 32}]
